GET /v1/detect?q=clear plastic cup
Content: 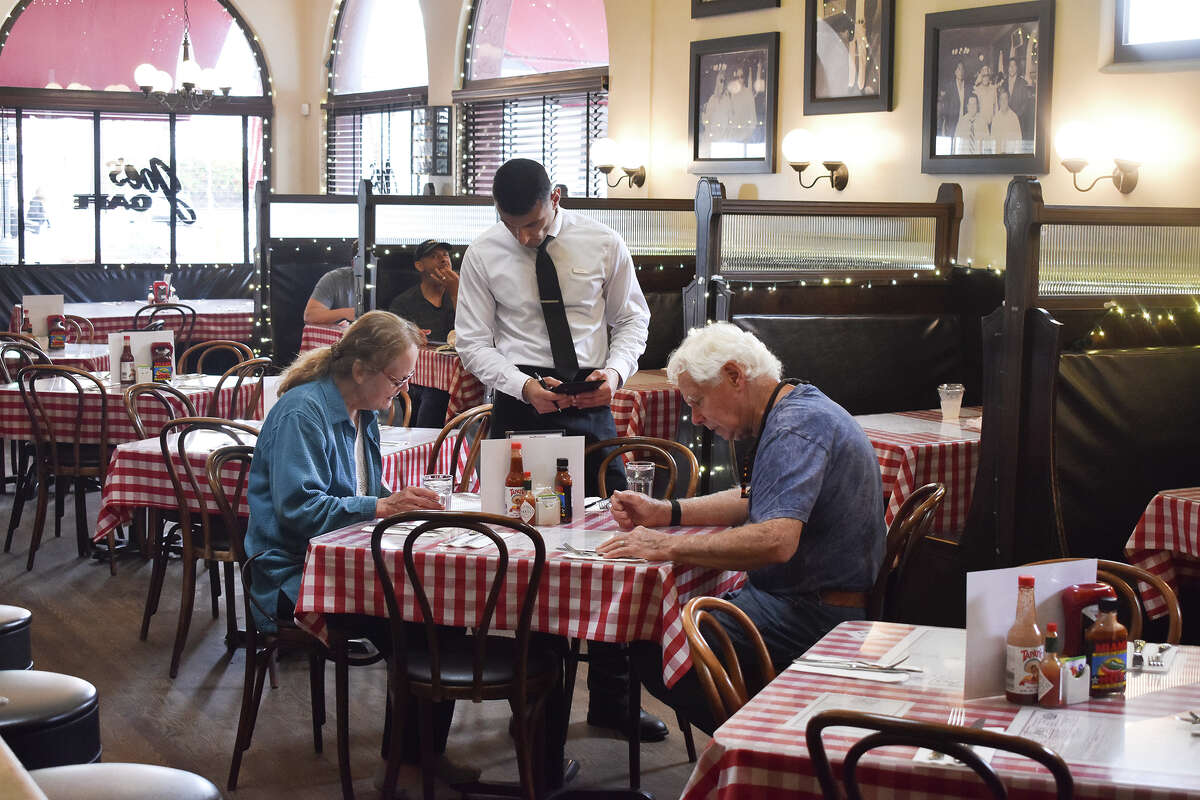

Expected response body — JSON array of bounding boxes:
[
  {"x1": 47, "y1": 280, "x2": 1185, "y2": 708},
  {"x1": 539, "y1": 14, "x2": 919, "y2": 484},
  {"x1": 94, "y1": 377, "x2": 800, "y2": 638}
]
[
  {"x1": 626, "y1": 462, "x2": 655, "y2": 496},
  {"x1": 937, "y1": 383, "x2": 965, "y2": 421},
  {"x1": 421, "y1": 473, "x2": 453, "y2": 509}
]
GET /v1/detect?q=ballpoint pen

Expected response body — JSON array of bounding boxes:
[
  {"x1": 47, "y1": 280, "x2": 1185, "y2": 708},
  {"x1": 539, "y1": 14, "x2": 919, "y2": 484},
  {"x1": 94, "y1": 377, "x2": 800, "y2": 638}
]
[{"x1": 533, "y1": 372, "x2": 550, "y2": 392}]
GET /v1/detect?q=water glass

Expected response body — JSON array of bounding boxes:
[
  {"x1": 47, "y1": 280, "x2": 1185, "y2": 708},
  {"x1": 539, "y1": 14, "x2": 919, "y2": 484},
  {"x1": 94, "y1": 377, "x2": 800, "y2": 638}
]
[
  {"x1": 937, "y1": 383, "x2": 965, "y2": 421},
  {"x1": 626, "y1": 461, "x2": 655, "y2": 496},
  {"x1": 421, "y1": 473, "x2": 453, "y2": 510}
]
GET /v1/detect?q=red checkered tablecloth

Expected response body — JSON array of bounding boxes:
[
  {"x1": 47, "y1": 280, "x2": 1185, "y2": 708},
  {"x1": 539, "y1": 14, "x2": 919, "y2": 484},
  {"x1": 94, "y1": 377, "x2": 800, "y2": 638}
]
[
  {"x1": 0, "y1": 374, "x2": 260, "y2": 446},
  {"x1": 64, "y1": 299, "x2": 254, "y2": 343},
  {"x1": 3, "y1": 343, "x2": 110, "y2": 372},
  {"x1": 95, "y1": 427, "x2": 464, "y2": 544},
  {"x1": 295, "y1": 511, "x2": 744, "y2": 687},
  {"x1": 612, "y1": 370, "x2": 682, "y2": 441},
  {"x1": 1125, "y1": 486, "x2": 1200, "y2": 619},
  {"x1": 681, "y1": 620, "x2": 1200, "y2": 800},
  {"x1": 854, "y1": 407, "x2": 982, "y2": 535},
  {"x1": 299, "y1": 323, "x2": 345, "y2": 353}
]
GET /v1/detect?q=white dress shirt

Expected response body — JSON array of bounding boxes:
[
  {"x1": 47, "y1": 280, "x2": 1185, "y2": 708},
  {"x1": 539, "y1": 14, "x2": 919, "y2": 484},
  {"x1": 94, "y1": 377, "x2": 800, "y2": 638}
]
[{"x1": 457, "y1": 207, "x2": 651, "y2": 402}]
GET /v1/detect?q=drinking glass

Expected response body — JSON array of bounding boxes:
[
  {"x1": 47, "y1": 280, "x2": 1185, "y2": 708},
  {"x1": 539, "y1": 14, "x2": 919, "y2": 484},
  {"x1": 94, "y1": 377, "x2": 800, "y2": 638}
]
[
  {"x1": 626, "y1": 462, "x2": 655, "y2": 496},
  {"x1": 421, "y1": 473, "x2": 453, "y2": 510},
  {"x1": 937, "y1": 383, "x2": 965, "y2": 421}
]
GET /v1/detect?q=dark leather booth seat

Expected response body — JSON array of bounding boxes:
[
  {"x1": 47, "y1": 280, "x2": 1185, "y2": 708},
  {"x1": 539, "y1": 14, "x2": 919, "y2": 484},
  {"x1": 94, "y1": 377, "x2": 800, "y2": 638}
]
[
  {"x1": 732, "y1": 314, "x2": 968, "y2": 415},
  {"x1": 0, "y1": 670, "x2": 101, "y2": 770},
  {"x1": 29, "y1": 763, "x2": 221, "y2": 800},
  {"x1": 640, "y1": 291, "x2": 684, "y2": 370},
  {"x1": 0, "y1": 605, "x2": 33, "y2": 670},
  {"x1": 1054, "y1": 345, "x2": 1200, "y2": 561}
]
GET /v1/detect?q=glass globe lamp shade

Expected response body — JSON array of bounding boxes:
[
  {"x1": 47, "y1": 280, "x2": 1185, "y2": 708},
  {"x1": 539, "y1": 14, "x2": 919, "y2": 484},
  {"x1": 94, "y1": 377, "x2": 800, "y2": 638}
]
[
  {"x1": 134, "y1": 63, "x2": 158, "y2": 89},
  {"x1": 177, "y1": 57, "x2": 202, "y2": 89},
  {"x1": 152, "y1": 70, "x2": 174, "y2": 93},
  {"x1": 782, "y1": 128, "x2": 818, "y2": 165},
  {"x1": 591, "y1": 137, "x2": 619, "y2": 170},
  {"x1": 1054, "y1": 121, "x2": 1094, "y2": 162}
]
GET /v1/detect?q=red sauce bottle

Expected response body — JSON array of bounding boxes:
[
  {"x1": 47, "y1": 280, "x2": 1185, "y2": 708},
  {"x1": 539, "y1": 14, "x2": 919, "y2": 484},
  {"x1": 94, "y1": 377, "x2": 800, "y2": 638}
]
[
  {"x1": 505, "y1": 442, "x2": 525, "y2": 518},
  {"x1": 119, "y1": 335, "x2": 136, "y2": 385},
  {"x1": 1037, "y1": 623, "x2": 1063, "y2": 708}
]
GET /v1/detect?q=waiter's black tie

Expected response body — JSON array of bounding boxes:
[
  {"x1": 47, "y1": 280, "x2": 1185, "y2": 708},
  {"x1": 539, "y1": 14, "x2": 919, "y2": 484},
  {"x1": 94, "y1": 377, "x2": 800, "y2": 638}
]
[{"x1": 535, "y1": 236, "x2": 579, "y2": 375}]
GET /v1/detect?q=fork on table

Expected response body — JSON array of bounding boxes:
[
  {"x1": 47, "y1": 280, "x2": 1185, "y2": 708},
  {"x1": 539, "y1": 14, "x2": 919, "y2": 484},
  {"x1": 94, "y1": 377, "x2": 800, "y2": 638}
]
[
  {"x1": 929, "y1": 707, "x2": 966, "y2": 761},
  {"x1": 1148, "y1": 643, "x2": 1173, "y2": 669}
]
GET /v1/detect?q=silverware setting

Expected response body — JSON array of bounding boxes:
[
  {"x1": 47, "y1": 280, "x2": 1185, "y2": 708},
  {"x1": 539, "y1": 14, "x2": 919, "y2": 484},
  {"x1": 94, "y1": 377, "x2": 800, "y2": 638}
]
[
  {"x1": 792, "y1": 654, "x2": 923, "y2": 674},
  {"x1": 557, "y1": 541, "x2": 602, "y2": 557},
  {"x1": 1177, "y1": 710, "x2": 1200, "y2": 724}
]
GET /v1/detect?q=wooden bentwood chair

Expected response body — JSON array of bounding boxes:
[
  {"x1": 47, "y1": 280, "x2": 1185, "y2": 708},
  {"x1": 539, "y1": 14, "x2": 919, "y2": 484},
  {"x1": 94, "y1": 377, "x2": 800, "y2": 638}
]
[
  {"x1": 385, "y1": 388, "x2": 412, "y2": 427},
  {"x1": 177, "y1": 339, "x2": 253, "y2": 374},
  {"x1": 806, "y1": 710, "x2": 1074, "y2": 800},
  {"x1": 425, "y1": 403, "x2": 492, "y2": 492},
  {"x1": 208, "y1": 357, "x2": 274, "y2": 419},
  {"x1": 869, "y1": 482, "x2": 946, "y2": 621},
  {"x1": 370, "y1": 511, "x2": 560, "y2": 800},
  {"x1": 133, "y1": 302, "x2": 197, "y2": 343},
  {"x1": 0, "y1": 341, "x2": 50, "y2": 500},
  {"x1": 680, "y1": 596, "x2": 776, "y2": 727},
  {"x1": 1024, "y1": 558, "x2": 1182, "y2": 644}
]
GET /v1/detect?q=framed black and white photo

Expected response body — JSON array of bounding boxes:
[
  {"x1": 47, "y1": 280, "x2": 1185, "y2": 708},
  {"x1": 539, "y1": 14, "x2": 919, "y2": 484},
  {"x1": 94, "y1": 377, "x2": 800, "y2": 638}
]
[
  {"x1": 687, "y1": 32, "x2": 780, "y2": 174},
  {"x1": 921, "y1": 0, "x2": 1055, "y2": 175},
  {"x1": 804, "y1": 0, "x2": 894, "y2": 115},
  {"x1": 691, "y1": 0, "x2": 779, "y2": 19}
]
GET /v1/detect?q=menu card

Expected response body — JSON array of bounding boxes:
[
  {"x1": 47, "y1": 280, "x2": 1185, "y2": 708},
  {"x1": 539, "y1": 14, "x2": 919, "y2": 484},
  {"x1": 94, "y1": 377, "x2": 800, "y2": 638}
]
[
  {"x1": 107, "y1": 329, "x2": 174, "y2": 373},
  {"x1": 21, "y1": 294, "x2": 64, "y2": 336},
  {"x1": 479, "y1": 435, "x2": 584, "y2": 517}
]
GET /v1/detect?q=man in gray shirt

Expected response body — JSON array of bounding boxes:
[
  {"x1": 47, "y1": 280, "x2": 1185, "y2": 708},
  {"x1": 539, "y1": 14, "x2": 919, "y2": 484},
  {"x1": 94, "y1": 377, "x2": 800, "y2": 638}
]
[{"x1": 304, "y1": 257, "x2": 359, "y2": 326}]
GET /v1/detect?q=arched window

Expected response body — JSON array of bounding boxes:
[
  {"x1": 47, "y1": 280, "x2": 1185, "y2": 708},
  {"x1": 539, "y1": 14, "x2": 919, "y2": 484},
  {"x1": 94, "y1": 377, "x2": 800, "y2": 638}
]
[
  {"x1": 457, "y1": 0, "x2": 610, "y2": 198},
  {"x1": 0, "y1": 0, "x2": 270, "y2": 267},
  {"x1": 326, "y1": 0, "x2": 432, "y2": 196}
]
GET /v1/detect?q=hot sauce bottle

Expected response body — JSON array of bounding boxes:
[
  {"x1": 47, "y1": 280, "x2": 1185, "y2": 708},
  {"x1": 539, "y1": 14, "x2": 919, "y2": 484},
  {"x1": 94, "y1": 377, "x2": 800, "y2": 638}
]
[
  {"x1": 1037, "y1": 622, "x2": 1063, "y2": 708},
  {"x1": 47, "y1": 315, "x2": 67, "y2": 350},
  {"x1": 1086, "y1": 596, "x2": 1127, "y2": 696},
  {"x1": 1005, "y1": 575, "x2": 1043, "y2": 705},
  {"x1": 119, "y1": 334, "x2": 136, "y2": 386},
  {"x1": 518, "y1": 472, "x2": 537, "y2": 525},
  {"x1": 505, "y1": 442, "x2": 525, "y2": 518},
  {"x1": 554, "y1": 457, "x2": 574, "y2": 523}
]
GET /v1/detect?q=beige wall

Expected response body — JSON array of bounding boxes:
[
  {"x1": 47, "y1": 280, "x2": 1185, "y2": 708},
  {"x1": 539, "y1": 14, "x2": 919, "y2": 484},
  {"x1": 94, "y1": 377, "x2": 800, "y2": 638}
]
[{"x1": 4, "y1": 0, "x2": 1195, "y2": 266}]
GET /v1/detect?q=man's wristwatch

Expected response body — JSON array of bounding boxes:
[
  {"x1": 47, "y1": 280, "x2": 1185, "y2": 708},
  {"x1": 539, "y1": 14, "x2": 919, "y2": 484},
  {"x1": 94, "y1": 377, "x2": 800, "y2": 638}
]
[{"x1": 669, "y1": 498, "x2": 682, "y2": 527}]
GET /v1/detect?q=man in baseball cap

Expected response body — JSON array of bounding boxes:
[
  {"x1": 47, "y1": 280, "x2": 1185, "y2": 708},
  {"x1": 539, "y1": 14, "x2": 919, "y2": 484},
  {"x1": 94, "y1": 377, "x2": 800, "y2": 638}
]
[{"x1": 389, "y1": 239, "x2": 457, "y2": 425}]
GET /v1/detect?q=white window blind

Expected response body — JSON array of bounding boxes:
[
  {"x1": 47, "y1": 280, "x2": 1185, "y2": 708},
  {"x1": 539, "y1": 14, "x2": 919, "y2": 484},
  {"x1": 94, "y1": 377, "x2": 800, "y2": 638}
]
[{"x1": 327, "y1": 104, "x2": 422, "y2": 196}]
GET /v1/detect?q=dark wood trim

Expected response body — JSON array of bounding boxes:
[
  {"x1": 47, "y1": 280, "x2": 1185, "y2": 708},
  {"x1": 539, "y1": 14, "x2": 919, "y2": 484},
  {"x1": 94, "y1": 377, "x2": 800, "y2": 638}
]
[
  {"x1": 718, "y1": 199, "x2": 956, "y2": 217},
  {"x1": 169, "y1": 113, "x2": 177, "y2": 265},
  {"x1": 0, "y1": 88, "x2": 273, "y2": 117},
  {"x1": 268, "y1": 193, "x2": 358, "y2": 204},
  {"x1": 710, "y1": 268, "x2": 944, "y2": 284},
  {"x1": 452, "y1": 67, "x2": 609, "y2": 103},
  {"x1": 1113, "y1": 0, "x2": 1200, "y2": 63},
  {"x1": 1039, "y1": 294, "x2": 1200, "y2": 310},
  {"x1": 1037, "y1": 205, "x2": 1200, "y2": 227},
  {"x1": 92, "y1": 111, "x2": 100, "y2": 266},
  {"x1": 560, "y1": 198, "x2": 694, "y2": 212},
  {"x1": 803, "y1": 0, "x2": 895, "y2": 115},
  {"x1": 691, "y1": 0, "x2": 779, "y2": 17},
  {"x1": 357, "y1": 179, "x2": 373, "y2": 316},
  {"x1": 241, "y1": 116, "x2": 250, "y2": 265},
  {"x1": 15, "y1": 109, "x2": 23, "y2": 264},
  {"x1": 324, "y1": 88, "x2": 429, "y2": 113},
  {"x1": 368, "y1": 194, "x2": 494, "y2": 208}
]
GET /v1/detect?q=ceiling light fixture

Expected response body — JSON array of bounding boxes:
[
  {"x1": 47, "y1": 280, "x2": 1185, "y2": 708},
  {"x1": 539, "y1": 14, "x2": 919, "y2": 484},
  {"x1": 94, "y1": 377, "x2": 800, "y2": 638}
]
[{"x1": 134, "y1": 0, "x2": 231, "y2": 112}]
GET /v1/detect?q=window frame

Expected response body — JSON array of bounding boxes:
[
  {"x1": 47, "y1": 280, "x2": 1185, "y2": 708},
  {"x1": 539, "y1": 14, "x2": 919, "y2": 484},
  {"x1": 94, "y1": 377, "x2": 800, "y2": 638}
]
[
  {"x1": 1114, "y1": 0, "x2": 1200, "y2": 63},
  {"x1": 0, "y1": 0, "x2": 272, "y2": 268}
]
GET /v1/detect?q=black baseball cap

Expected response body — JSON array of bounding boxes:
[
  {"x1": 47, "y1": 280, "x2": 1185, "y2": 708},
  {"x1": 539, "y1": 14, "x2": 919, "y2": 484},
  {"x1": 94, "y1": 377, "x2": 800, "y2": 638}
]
[{"x1": 414, "y1": 239, "x2": 451, "y2": 260}]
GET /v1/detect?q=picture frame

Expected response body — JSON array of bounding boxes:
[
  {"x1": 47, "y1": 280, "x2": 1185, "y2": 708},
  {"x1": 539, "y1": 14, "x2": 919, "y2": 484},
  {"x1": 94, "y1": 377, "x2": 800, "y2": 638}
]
[
  {"x1": 921, "y1": 0, "x2": 1054, "y2": 175},
  {"x1": 803, "y1": 0, "x2": 895, "y2": 115},
  {"x1": 691, "y1": 0, "x2": 779, "y2": 19},
  {"x1": 687, "y1": 32, "x2": 780, "y2": 175}
]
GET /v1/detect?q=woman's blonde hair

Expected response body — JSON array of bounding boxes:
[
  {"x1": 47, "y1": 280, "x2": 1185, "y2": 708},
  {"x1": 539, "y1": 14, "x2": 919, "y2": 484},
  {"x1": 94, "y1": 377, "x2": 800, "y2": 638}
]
[{"x1": 279, "y1": 310, "x2": 421, "y2": 395}]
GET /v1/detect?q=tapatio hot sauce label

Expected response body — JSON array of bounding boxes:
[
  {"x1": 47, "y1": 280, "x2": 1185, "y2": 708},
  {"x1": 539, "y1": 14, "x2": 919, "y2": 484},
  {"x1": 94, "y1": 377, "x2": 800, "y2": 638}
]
[{"x1": 1006, "y1": 644, "x2": 1044, "y2": 697}]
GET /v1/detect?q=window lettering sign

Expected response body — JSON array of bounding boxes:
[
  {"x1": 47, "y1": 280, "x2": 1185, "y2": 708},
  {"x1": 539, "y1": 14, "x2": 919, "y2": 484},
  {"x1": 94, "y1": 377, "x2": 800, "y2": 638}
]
[{"x1": 73, "y1": 157, "x2": 196, "y2": 224}]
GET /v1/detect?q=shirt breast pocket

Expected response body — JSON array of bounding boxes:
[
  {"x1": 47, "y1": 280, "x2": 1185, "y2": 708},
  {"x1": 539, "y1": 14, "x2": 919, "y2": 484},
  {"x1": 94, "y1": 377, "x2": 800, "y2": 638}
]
[{"x1": 556, "y1": 260, "x2": 603, "y2": 310}]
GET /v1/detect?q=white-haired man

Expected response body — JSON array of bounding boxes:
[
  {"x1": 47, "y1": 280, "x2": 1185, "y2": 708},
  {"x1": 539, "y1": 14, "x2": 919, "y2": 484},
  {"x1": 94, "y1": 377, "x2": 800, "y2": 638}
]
[{"x1": 598, "y1": 322, "x2": 884, "y2": 733}]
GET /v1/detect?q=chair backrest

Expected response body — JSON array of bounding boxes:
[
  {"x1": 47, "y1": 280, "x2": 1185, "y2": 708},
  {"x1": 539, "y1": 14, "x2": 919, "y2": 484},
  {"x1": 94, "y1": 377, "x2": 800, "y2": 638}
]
[
  {"x1": 868, "y1": 483, "x2": 947, "y2": 621},
  {"x1": 585, "y1": 436, "x2": 700, "y2": 498},
  {"x1": 123, "y1": 382, "x2": 198, "y2": 440},
  {"x1": 134, "y1": 303, "x2": 197, "y2": 343},
  {"x1": 16, "y1": 364, "x2": 110, "y2": 475},
  {"x1": 177, "y1": 339, "x2": 253, "y2": 374},
  {"x1": 64, "y1": 315, "x2": 95, "y2": 343},
  {"x1": 1, "y1": 332, "x2": 44, "y2": 349},
  {"x1": 426, "y1": 403, "x2": 492, "y2": 492},
  {"x1": 385, "y1": 388, "x2": 412, "y2": 427},
  {"x1": 680, "y1": 596, "x2": 776, "y2": 726},
  {"x1": 159, "y1": 417, "x2": 258, "y2": 561},
  {"x1": 1, "y1": 340, "x2": 50, "y2": 383},
  {"x1": 806, "y1": 710, "x2": 1074, "y2": 800},
  {"x1": 206, "y1": 444, "x2": 255, "y2": 565},
  {"x1": 208, "y1": 357, "x2": 274, "y2": 419},
  {"x1": 369, "y1": 511, "x2": 545, "y2": 701},
  {"x1": 1023, "y1": 557, "x2": 1181, "y2": 644}
]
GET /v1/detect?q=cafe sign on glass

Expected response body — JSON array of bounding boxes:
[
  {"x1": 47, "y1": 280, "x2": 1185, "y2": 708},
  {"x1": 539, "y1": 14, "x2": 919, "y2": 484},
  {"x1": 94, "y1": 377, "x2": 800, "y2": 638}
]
[{"x1": 74, "y1": 158, "x2": 196, "y2": 224}]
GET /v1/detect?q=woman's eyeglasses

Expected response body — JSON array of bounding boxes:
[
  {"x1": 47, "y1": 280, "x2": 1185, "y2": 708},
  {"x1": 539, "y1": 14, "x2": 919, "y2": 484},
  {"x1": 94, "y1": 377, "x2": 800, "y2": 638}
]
[{"x1": 383, "y1": 367, "x2": 416, "y2": 391}]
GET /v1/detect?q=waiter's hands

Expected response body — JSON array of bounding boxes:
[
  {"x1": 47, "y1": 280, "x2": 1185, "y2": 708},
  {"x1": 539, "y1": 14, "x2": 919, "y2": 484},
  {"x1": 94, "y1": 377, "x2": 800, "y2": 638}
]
[
  {"x1": 572, "y1": 368, "x2": 619, "y2": 409},
  {"x1": 609, "y1": 490, "x2": 671, "y2": 530},
  {"x1": 376, "y1": 486, "x2": 443, "y2": 516},
  {"x1": 523, "y1": 375, "x2": 565, "y2": 414},
  {"x1": 522, "y1": 368, "x2": 618, "y2": 414}
]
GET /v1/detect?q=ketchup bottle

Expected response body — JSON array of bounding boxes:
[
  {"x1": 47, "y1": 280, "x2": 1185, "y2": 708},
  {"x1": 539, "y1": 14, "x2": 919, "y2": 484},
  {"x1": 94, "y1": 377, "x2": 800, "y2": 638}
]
[{"x1": 1060, "y1": 583, "x2": 1118, "y2": 657}]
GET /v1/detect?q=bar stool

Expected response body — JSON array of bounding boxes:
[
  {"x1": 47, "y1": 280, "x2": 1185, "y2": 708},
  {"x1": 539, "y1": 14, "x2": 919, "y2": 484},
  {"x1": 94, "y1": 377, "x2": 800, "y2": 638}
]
[
  {"x1": 0, "y1": 604, "x2": 33, "y2": 669},
  {"x1": 29, "y1": 763, "x2": 221, "y2": 800},
  {"x1": 0, "y1": 670, "x2": 101, "y2": 769}
]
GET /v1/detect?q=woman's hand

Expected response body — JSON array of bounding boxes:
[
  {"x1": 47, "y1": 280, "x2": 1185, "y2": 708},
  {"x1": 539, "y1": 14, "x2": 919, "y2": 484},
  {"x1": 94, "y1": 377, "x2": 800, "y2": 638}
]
[
  {"x1": 609, "y1": 490, "x2": 671, "y2": 530},
  {"x1": 376, "y1": 486, "x2": 443, "y2": 517}
]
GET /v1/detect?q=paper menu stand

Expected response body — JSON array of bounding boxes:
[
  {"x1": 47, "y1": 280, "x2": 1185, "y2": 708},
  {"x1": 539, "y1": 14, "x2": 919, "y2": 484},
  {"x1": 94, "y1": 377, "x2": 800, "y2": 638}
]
[
  {"x1": 964, "y1": 559, "x2": 1097, "y2": 701},
  {"x1": 108, "y1": 330, "x2": 174, "y2": 378},
  {"x1": 261, "y1": 375, "x2": 284, "y2": 418},
  {"x1": 479, "y1": 435, "x2": 584, "y2": 519},
  {"x1": 21, "y1": 294, "x2": 64, "y2": 337}
]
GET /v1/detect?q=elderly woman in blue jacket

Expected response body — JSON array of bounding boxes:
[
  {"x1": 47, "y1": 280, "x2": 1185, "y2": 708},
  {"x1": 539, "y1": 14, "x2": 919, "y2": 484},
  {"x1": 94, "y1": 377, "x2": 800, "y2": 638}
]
[{"x1": 245, "y1": 309, "x2": 441, "y2": 628}]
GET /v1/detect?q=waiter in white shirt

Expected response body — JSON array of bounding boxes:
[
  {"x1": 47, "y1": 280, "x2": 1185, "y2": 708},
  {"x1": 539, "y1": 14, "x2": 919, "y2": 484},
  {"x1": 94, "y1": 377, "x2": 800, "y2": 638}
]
[
  {"x1": 457, "y1": 158, "x2": 651, "y2": 497},
  {"x1": 457, "y1": 158, "x2": 667, "y2": 743}
]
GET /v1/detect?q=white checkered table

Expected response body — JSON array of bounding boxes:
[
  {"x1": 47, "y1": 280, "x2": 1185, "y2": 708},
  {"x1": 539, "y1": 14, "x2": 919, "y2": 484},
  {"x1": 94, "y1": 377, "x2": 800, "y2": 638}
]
[
  {"x1": 65, "y1": 299, "x2": 254, "y2": 343},
  {"x1": 681, "y1": 620, "x2": 1200, "y2": 800},
  {"x1": 1125, "y1": 486, "x2": 1200, "y2": 620},
  {"x1": 299, "y1": 323, "x2": 345, "y2": 353},
  {"x1": 854, "y1": 407, "x2": 982, "y2": 535},
  {"x1": 95, "y1": 426, "x2": 464, "y2": 545},
  {"x1": 4, "y1": 342, "x2": 110, "y2": 372},
  {"x1": 295, "y1": 507, "x2": 744, "y2": 688},
  {"x1": 612, "y1": 369, "x2": 682, "y2": 442}
]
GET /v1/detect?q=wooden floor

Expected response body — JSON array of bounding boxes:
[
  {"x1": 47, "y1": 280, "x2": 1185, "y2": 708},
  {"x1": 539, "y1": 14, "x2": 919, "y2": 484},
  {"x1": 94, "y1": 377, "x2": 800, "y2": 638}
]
[{"x1": 0, "y1": 487, "x2": 707, "y2": 799}]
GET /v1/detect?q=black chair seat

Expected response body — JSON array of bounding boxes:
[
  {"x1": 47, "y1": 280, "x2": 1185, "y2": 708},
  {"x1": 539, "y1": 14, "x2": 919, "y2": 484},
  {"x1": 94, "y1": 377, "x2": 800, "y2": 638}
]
[
  {"x1": 0, "y1": 604, "x2": 33, "y2": 669},
  {"x1": 0, "y1": 670, "x2": 101, "y2": 769},
  {"x1": 29, "y1": 763, "x2": 221, "y2": 800},
  {"x1": 406, "y1": 636, "x2": 559, "y2": 686}
]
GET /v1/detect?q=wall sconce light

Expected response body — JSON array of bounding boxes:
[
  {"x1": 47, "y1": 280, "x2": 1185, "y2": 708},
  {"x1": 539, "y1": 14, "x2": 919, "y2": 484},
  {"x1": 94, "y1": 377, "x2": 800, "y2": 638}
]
[
  {"x1": 781, "y1": 129, "x2": 848, "y2": 191},
  {"x1": 1055, "y1": 121, "x2": 1140, "y2": 194},
  {"x1": 592, "y1": 137, "x2": 646, "y2": 188}
]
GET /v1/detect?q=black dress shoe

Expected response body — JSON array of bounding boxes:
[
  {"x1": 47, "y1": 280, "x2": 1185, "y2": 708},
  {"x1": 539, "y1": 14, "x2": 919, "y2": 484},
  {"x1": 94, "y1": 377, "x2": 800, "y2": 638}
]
[{"x1": 586, "y1": 707, "x2": 669, "y2": 742}]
